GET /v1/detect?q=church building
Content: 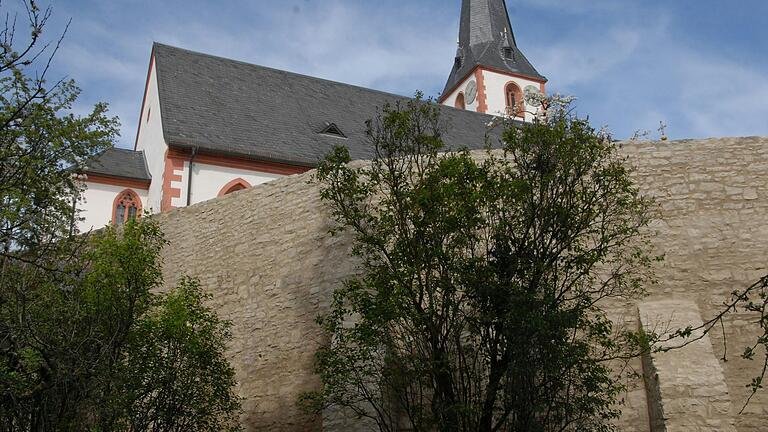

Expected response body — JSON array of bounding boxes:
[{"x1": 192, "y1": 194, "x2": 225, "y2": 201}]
[{"x1": 76, "y1": 0, "x2": 546, "y2": 232}]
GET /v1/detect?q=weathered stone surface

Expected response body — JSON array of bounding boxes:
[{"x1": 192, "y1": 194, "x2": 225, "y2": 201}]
[
  {"x1": 639, "y1": 300, "x2": 736, "y2": 432},
  {"x1": 155, "y1": 136, "x2": 768, "y2": 431},
  {"x1": 619, "y1": 137, "x2": 768, "y2": 432}
]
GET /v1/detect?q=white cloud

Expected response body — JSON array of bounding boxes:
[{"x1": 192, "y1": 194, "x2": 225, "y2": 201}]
[
  {"x1": 676, "y1": 56, "x2": 768, "y2": 138},
  {"x1": 520, "y1": 7, "x2": 768, "y2": 139},
  {"x1": 534, "y1": 28, "x2": 643, "y2": 87},
  {"x1": 151, "y1": 0, "x2": 455, "y2": 94},
  {"x1": 59, "y1": 44, "x2": 145, "y2": 83}
]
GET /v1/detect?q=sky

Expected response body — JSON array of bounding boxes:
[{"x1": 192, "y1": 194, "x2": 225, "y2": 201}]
[{"x1": 17, "y1": 0, "x2": 768, "y2": 148}]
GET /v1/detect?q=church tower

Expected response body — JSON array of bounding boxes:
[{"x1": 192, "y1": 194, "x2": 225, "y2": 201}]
[{"x1": 439, "y1": 0, "x2": 546, "y2": 121}]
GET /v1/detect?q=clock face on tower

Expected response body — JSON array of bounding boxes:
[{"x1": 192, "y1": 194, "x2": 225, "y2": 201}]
[
  {"x1": 465, "y1": 80, "x2": 478, "y2": 105},
  {"x1": 524, "y1": 85, "x2": 542, "y2": 107}
]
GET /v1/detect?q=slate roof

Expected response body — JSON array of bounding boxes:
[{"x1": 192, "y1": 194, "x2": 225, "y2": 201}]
[
  {"x1": 442, "y1": 0, "x2": 545, "y2": 96},
  {"x1": 152, "y1": 43, "x2": 505, "y2": 167},
  {"x1": 84, "y1": 148, "x2": 151, "y2": 181}
]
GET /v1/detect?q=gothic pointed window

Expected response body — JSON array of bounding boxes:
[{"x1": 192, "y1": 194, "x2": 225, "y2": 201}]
[
  {"x1": 455, "y1": 92, "x2": 466, "y2": 110},
  {"x1": 218, "y1": 178, "x2": 252, "y2": 197},
  {"x1": 505, "y1": 82, "x2": 524, "y2": 117},
  {"x1": 112, "y1": 189, "x2": 142, "y2": 226}
]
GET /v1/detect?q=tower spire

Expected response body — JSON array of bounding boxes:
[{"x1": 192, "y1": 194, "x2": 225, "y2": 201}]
[{"x1": 442, "y1": 0, "x2": 545, "y2": 99}]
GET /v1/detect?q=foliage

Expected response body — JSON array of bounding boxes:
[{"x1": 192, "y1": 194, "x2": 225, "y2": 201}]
[
  {"x1": 304, "y1": 95, "x2": 657, "y2": 431},
  {"x1": 0, "y1": 219, "x2": 164, "y2": 430},
  {"x1": 0, "y1": 219, "x2": 242, "y2": 431},
  {"x1": 111, "y1": 277, "x2": 242, "y2": 431},
  {"x1": 0, "y1": 0, "x2": 118, "y2": 260},
  {"x1": 0, "y1": 3, "x2": 242, "y2": 429}
]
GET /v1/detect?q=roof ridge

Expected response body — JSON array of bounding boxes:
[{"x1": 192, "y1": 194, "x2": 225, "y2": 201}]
[
  {"x1": 110, "y1": 147, "x2": 141, "y2": 153},
  {"x1": 153, "y1": 42, "x2": 420, "y2": 104},
  {"x1": 152, "y1": 42, "x2": 499, "y2": 122},
  {"x1": 149, "y1": 42, "x2": 504, "y2": 168}
]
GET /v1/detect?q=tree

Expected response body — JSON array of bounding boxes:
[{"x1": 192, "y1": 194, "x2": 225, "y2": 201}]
[
  {"x1": 303, "y1": 96, "x2": 657, "y2": 431},
  {"x1": 0, "y1": 218, "x2": 164, "y2": 430},
  {"x1": 0, "y1": 2, "x2": 242, "y2": 430},
  {"x1": 0, "y1": 218, "x2": 242, "y2": 431},
  {"x1": 112, "y1": 276, "x2": 242, "y2": 431},
  {"x1": 0, "y1": 0, "x2": 118, "y2": 260}
]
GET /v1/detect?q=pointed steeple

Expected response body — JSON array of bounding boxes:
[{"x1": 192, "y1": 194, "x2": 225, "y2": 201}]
[{"x1": 442, "y1": 0, "x2": 545, "y2": 98}]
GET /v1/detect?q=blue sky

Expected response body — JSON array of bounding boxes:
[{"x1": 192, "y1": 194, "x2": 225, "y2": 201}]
[{"x1": 25, "y1": 0, "x2": 768, "y2": 147}]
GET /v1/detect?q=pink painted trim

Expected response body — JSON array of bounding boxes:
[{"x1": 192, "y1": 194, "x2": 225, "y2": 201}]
[
  {"x1": 218, "y1": 178, "x2": 252, "y2": 197},
  {"x1": 474, "y1": 69, "x2": 488, "y2": 113}
]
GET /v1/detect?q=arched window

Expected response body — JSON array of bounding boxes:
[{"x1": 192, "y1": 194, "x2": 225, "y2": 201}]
[
  {"x1": 455, "y1": 92, "x2": 466, "y2": 110},
  {"x1": 505, "y1": 82, "x2": 524, "y2": 117},
  {"x1": 218, "y1": 178, "x2": 252, "y2": 197},
  {"x1": 112, "y1": 189, "x2": 142, "y2": 226}
]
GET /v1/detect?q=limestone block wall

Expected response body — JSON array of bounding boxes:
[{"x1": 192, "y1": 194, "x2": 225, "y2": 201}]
[
  {"x1": 155, "y1": 136, "x2": 768, "y2": 431},
  {"x1": 639, "y1": 300, "x2": 736, "y2": 431},
  {"x1": 621, "y1": 137, "x2": 768, "y2": 432},
  {"x1": 156, "y1": 172, "x2": 347, "y2": 431}
]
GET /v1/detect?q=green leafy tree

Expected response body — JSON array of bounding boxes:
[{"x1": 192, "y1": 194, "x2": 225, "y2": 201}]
[
  {"x1": 0, "y1": 219, "x2": 242, "y2": 431},
  {"x1": 0, "y1": 219, "x2": 164, "y2": 430},
  {"x1": 111, "y1": 277, "x2": 242, "y2": 431},
  {"x1": 0, "y1": 1, "x2": 118, "y2": 259},
  {"x1": 0, "y1": 218, "x2": 243, "y2": 431},
  {"x1": 0, "y1": 3, "x2": 242, "y2": 430},
  {"x1": 304, "y1": 96, "x2": 657, "y2": 432}
]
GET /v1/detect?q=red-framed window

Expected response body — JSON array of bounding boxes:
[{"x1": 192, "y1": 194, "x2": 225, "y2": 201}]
[
  {"x1": 505, "y1": 82, "x2": 524, "y2": 117},
  {"x1": 112, "y1": 189, "x2": 142, "y2": 226}
]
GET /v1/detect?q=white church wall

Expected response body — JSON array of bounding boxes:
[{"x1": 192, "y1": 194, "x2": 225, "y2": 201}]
[
  {"x1": 77, "y1": 182, "x2": 148, "y2": 233},
  {"x1": 135, "y1": 57, "x2": 167, "y2": 214},
  {"x1": 481, "y1": 69, "x2": 543, "y2": 122},
  {"x1": 188, "y1": 162, "x2": 282, "y2": 205}
]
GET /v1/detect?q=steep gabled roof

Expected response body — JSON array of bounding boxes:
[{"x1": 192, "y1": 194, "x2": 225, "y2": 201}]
[
  {"x1": 443, "y1": 0, "x2": 546, "y2": 97},
  {"x1": 83, "y1": 148, "x2": 151, "y2": 182},
  {"x1": 151, "y1": 43, "x2": 503, "y2": 167}
]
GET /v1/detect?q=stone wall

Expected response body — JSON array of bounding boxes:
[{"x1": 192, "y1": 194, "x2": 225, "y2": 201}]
[
  {"x1": 621, "y1": 137, "x2": 768, "y2": 432},
  {"x1": 155, "y1": 136, "x2": 768, "y2": 431}
]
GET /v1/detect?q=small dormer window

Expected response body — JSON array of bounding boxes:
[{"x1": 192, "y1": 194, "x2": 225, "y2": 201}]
[
  {"x1": 320, "y1": 123, "x2": 346, "y2": 139},
  {"x1": 454, "y1": 44, "x2": 464, "y2": 68},
  {"x1": 500, "y1": 28, "x2": 515, "y2": 61}
]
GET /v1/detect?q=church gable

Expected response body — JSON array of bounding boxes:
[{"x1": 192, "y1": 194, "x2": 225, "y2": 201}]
[{"x1": 134, "y1": 51, "x2": 168, "y2": 214}]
